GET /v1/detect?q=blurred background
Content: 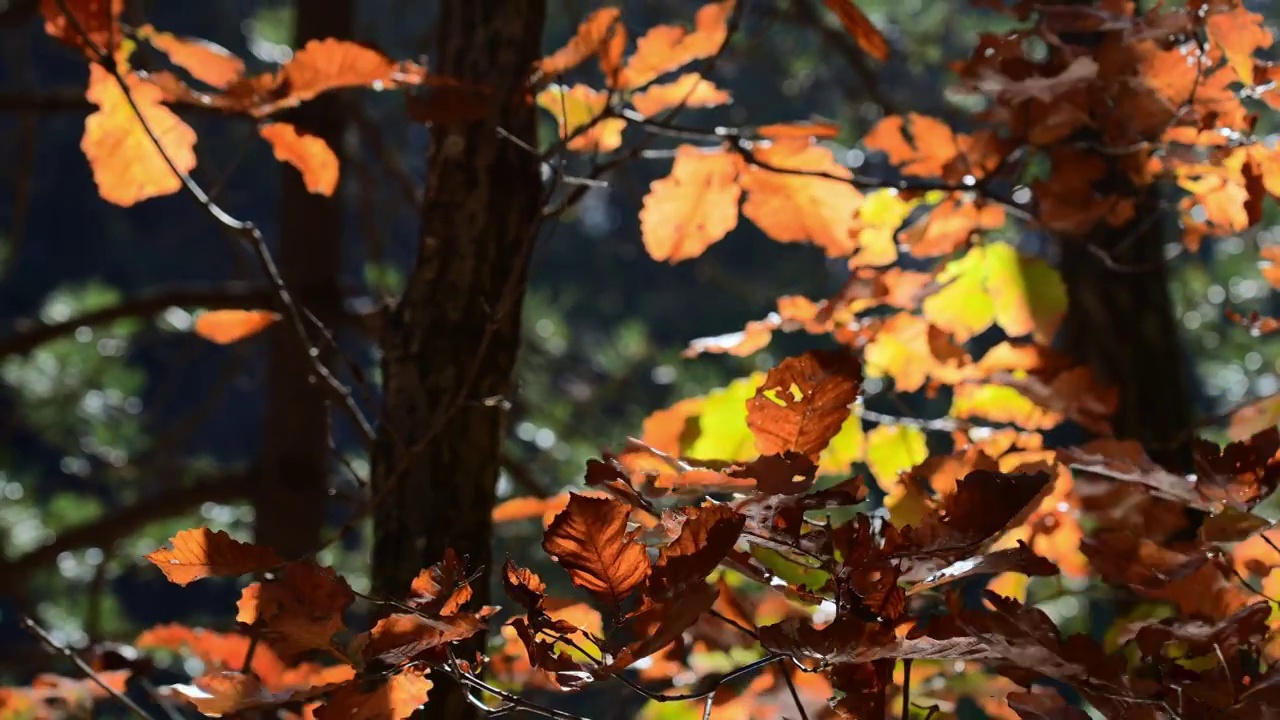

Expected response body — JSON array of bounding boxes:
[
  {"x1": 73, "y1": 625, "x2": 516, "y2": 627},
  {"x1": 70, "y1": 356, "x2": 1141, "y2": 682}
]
[{"x1": 0, "y1": 0, "x2": 1278, "y2": 716}]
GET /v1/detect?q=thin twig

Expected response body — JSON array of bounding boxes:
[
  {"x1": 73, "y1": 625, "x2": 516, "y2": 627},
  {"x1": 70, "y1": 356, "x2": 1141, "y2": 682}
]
[{"x1": 21, "y1": 616, "x2": 156, "y2": 720}]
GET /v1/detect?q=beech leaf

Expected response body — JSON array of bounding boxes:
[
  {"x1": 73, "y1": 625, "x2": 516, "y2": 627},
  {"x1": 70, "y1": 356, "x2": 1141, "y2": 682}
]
[
  {"x1": 542, "y1": 494, "x2": 651, "y2": 605},
  {"x1": 145, "y1": 528, "x2": 282, "y2": 586},
  {"x1": 746, "y1": 349, "x2": 863, "y2": 459}
]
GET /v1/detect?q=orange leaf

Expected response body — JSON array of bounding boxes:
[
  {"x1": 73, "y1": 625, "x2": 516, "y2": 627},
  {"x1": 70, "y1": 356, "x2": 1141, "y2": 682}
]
[
  {"x1": 756, "y1": 121, "x2": 841, "y2": 140},
  {"x1": 862, "y1": 113, "x2": 958, "y2": 178},
  {"x1": 361, "y1": 611, "x2": 492, "y2": 665},
  {"x1": 821, "y1": 0, "x2": 889, "y2": 61},
  {"x1": 619, "y1": 0, "x2": 735, "y2": 89},
  {"x1": 740, "y1": 140, "x2": 863, "y2": 255},
  {"x1": 1262, "y1": 245, "x2": 1280, "y2": 289},
  {"x1": 141, "y1": 25, "x2": 245, "y2": 89},
  {"x1": 630, "y1": 72, "x2": 731, "y2": 117},
  {"x1": 193, "y1": 309, "x2": 282, "y2": 345},
  {"x1": 145, "y1": 528, "x2": 282, "y2": 586},
  {"x1": 281, "y1": 39, "x2": 401, "y2": 104},
  {"x1": 315, "y1": 670, "x2": 432, "y2": 720},
  {"x1": 235, "y1": 561, "x2": 354, "y2": 657},
  {"x1": 493, "y1": 494, "x2": 567, "y2": 524},
  {"x1": 259, "y1": 123, "x2": 340, "y2": 196},
  {"x1": 747, "y1": 349, "x2": 863, "y2": 459},
  {"x1": 900, "y1": 196, "x2": 1005, "y2": 258},
  {"x1": 135, "y1": 625, "x2": 288, "y2": 684},
  {"x1": 1206, "y1": 5, "x2": 1272, "y2": 85},
  {"x1": 639, "y1": 145, "x2": 742, "y2": 262},
  {"x1": 538, "y1": 7, "x2": 627, "y2": 83},
  {"x1": 535, "y1": 84, "x2": 626, "y2": 153},
  {"x1": 40, "y1": 0, "x2": 122, "y2": 57},
  {"x1": 542, "y1": 494, "x2": 651, "y2": 605},
  {"x1": 82, "y1": 64, "x2": 198, "y2": 207}
]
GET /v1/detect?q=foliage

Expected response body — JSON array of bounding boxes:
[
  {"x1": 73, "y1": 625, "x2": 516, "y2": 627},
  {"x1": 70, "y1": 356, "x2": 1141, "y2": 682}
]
[{"x1": 10, "y1": 0, "x2": 1280, "y2": 719}]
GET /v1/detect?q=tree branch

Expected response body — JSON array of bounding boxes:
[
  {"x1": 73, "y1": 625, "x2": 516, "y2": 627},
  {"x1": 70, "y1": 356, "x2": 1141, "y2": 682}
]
[
  {"x1": 0, "y1": 282, "x2": 381, "y2": 358},
  {"x1": 0, "y1": 470, "x2": 254, "y2": 585}
]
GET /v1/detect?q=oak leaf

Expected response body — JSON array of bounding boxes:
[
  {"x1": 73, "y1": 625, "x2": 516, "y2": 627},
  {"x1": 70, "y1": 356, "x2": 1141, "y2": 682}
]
[
  {"x1": 82, "y1": 64, "x2": 198, "y2": 207},
  {"x1": 193, "y1": 309, "x2": 282, "y2": 345},
  {"x1": 746, "y1": 349, "x2": 862, "y2": 459},
  {"x1": 145, "y1": 528, "x2": 282, "y2": 586},
  {"x1": 639, "y1": 145, "x2": 742, "y2": 262},
  {"x1": 542, "y1": 494, "x2": 650, "y2": 605},
  {"x1": 259, "y1": 123, "x2": 340, "y2": 196}
]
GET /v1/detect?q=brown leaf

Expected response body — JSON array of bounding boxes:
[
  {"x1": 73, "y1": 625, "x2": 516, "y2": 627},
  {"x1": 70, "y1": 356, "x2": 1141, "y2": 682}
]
[
  {"x1": 259, "y1": 122, "x2": 339, "y2": 196},
  {"x1": 502, "y1": 559, "x2": 547, "y2": 613},
  {"x1": 760, "y1": 615, "x2": 994, "y2": 664},
  {"x1": 907, "y1": 541, "x2": 1058, "y2": 596},
  {"x1": 193, "y1": 309, "x2": 282, "y2": 345},
  {"x1": 235, "y1": 561, "x2": 354, "y2": 657},
  {"x1": 407, "y1": 548, "x2": 472, "y2": 616},
  {"x1": 651, "y1": 504, "x2": 745, "y2": 594},
  {"x1": 608, "y1": 581, "x2": 719, "y2": 669},
  {"x1": 542, "y1": 494, "x2": 651, "y2": 605},
  {"x1": 314, "y1": 669, "x2": 432, "y2": 720},
  {"x1": 639, "y1": 145, "x2": 742, "y2": 262},
  {"x1": 145, "y1": 528, "x2": 282, "y2": 586},
  {"x1": 40, "y1": 0, "x2": 121, "y2": 57},
  {"x1": 82, "y1": 65, "x2": 198, "y2": 207},
  {"x1": 361, "y1": 611, "x2": 493, "y2": 665},
  {"x1": 821, "y1": 0, "x2": 889, "y2": 61},
  {"x1": 746, "y1": 349, "x2": 862, "y2": 459}
]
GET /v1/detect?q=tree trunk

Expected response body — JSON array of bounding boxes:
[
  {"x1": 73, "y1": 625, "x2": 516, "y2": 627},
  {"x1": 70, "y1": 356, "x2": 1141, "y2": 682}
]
[
  {"x1": 254, "y1": 1, "x2": 351, "y2": 558},
  {"x1": 370, "y1": 2, "x2": 545, "y2": 717},
  {"x1": 1060, "y1": 189, "x2": 1194, "y2": 474}
]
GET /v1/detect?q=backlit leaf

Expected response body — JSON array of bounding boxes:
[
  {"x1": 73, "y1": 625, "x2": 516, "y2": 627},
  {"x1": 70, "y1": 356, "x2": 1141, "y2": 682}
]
[
  {"x1": 652, "y1": 504, "x2": 745, "y2": 594},
  {"x1": 235, "y1": 561, "x2": 354, "y2": 657},
  {"x1": 740, "y1": 139, "x2": 863, "y2": 255},
  {"x1": 639, "y1": 145, "x2": 741, "y2": 262},
  {"x1": 922, "y1": 243, "x2": 1066, "y2": 344},
  {"x1": 1206, "y1": 5, "x2": 1271, "y2": 85},
  {"x1": 686, "y1": 374, "x2": 763, "y2": 461},
  {"x1": 821, "y1": 0, "x2": 889, "y2": 61},
  {"x1": 542, "y1": 494, "x2": 651, "y2": 605},
  {"x1": 82, "y1": 64, "x2": 198, "y2": 207},
  {"x1": 536, "y1": 84, "x2": 626, "y2": 153},
  {"x1": 746, "y1": 350, "x2": 863, "y2": 459},
  {"x1": 140, "y1": 25, "x2": 244, "y2": 88},
  {"x1": 619, "y1": 0, "x2": 735, "y2": 89},
  {"x1": 40, "y1": 0, "x2": 122, "y2": 57},
  {"x1": 629, "y1": 72, "x2": 731, "y2": 117},
  {"x1": 193, "y1": 309, "x2": 282, "y2": 345},
  {"x1": 259, "y1": 122, "x2": 339, "y2": 196},
  {"x1": 145, "y1": 528, "x2": 282, "y2": 586},
  {"x1": 538, "y1": 7, "x2": 627, "y2": 82},
  {"x1": 865, "y1": 424, "x2": 927, "y2": 499},
  {"x1": 315, "y1": 670, "x2": 432, "y2": 720}
]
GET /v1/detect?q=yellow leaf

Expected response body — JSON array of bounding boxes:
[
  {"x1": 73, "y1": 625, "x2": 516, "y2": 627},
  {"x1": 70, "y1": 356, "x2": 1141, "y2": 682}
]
[
  {"x1": 950, "y1": 383, "x2": 1060, "y2": 430},
  {"x1": 193, "y1": 309, "x2": 282, "y2": 345},
  {"x1": 260, "y1": 122, "x2": 340, "y2": 196},
  {"x1": 82, "y1": 64, "x2": 198, "y2": 207},
  {"x1": 536, "y1": 84, "x2": 626, "y2": 153},
  {"x1": 817, "y1": 413, "x2": 865, "y2": 475},
  {"x1": 864, "y1": 424, "x2": 926, "y2": 495},
  {"x1": 639, "y1": 145, "x2": 742, "y2": 262},
  {"x1": 922, "y1": 243, "x2": 1066, "y2": 344}
]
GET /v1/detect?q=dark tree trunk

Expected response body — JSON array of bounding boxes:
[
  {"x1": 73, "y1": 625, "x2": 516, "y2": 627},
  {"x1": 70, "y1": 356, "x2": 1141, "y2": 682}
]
[
  {"x1": 1060, "y1": 189, "x2": 1194, "y2": 474},
  {"x1": 253, "y1": 1, "x2": 352, "y2": 558},
  {"x1": 370, "y1": 1, "x2": 546, "y2": 717}
]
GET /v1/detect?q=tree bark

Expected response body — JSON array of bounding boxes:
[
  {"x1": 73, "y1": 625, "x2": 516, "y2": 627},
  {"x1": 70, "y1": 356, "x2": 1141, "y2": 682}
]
[
  {"x1": 370, "y1": 1, "x2": 545, "y2": 717},
  {"x1": 254, "y1": 1, "x2": 352, "y2": 558}
]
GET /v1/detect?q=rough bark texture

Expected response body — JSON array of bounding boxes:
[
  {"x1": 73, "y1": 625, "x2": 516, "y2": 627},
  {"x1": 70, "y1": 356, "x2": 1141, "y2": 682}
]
[
  {"x1": 253, "y1": 2, "x2": 351, "y2": 558},
  {"x1": 1060, "y1": 190, "x2": 1194, "y2": 474},
  {"x1": 370, "y1": 2, "x2": 546, "y2": 717}
]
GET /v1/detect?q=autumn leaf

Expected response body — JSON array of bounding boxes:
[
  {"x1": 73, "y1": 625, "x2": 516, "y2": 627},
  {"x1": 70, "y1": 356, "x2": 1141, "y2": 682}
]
[
  {"x1": 619, "y1": 0, "x2": 736, "y2": 89},
  {"x1": 900, "y1": 196, "x2": 1006, "y2": 258},
  {"x1": 40, "y1": 0, "x2": 122, "y2": 57},
  {"x1": 193, "y1": 309, "x2": 282, "y2": 345},
  {"x1": 746, "y1": 349, "x2": 862, "y2": 459},
  {"x1": 315, "y1": 670, "x2": 432, "y2": 720},
  {"x1": 136, "y1": 625, "x2": 288, "y2": 683},
  {"x1": 82, "y1": 64, "x2": 198, "y2": 207},
  {"x1": 821, "y1": 0, "x2": 889, "y2": 61},
  {"x1": 542, "y1": 494, "x2": 651, "y2": 605},
  {"x1": 629, "y1": 72, "x2": 731, "y2": 117},
  {"x1": 863, "y1": 113, "x2": 957, "y2": 177},
  {"x1": 906, "y1": 542, "x2": 1057, "y2": 596},
  {"x1": 685, "y1": 374, "x2": 763, "y2": 461},
  {"x1": 406, "y1": 548, "x2": 473, "y2": 617},
  {"x1": 361, "y1": 612, "x2": 492, "y2": 665},
  {"x1": 865, "y1": 423, "x2": 928, "y2": 497},
  {"x1": 536, "y1": 83, "x2": 626, "y2": 153},
  {"x1": 140, "y1": 24, "x2": 245, "y2": 89},
  {"x1": 235, "y1": 561, "x2": 354, "y2": 657},
  {"x1": 538, "y1": 7, "x2": 627, "y2": 82},
  {"x1": 259, "y1": 123, "x2": 340, "y2": 196},
  {"x1": 922, "y1": 242, "x2": 1067, "y2": 344},
  {"x1": 740, "y1": 139, "x2": 863, "y2": 255},
  {"x1": 145, "y1": 528, "x2": 282, "y2": 586},
  {"x1": 1206, "y1": 5, "x2": 1272, "y2": 85},
  {"x1": 502, "y1": 559, "x2": 547, "y2": 613},
  {"x1": 639, "y1": 145, "x2": 742, "y2": 262},
  {"x1": 651, "y1": 503, "x2": 745, "y2": 594}
]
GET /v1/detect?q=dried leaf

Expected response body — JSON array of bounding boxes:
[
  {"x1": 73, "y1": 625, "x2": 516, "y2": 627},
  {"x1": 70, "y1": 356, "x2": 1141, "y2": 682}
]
[
  {"x1": 145, "y1": 528, "x2": 282, "y2": 586},
  {"x1": 314, "y1": 670, "x2": 432, "y2": 720},
  {"x1": 746, "y1": 349, "x2": 862, "y2": 459},
  {"x1": 235, "y1": 561, "x2": 354, "y2": 657},
  {"x1": 821, "y1": 0, "x2": 889, "y2": 61},
  {"x1": 651, "y1": 503, "x2": 745, "y2": 594},
  {"x1": 542, "y1": 494, "x2": 651, "y2": 605}
]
